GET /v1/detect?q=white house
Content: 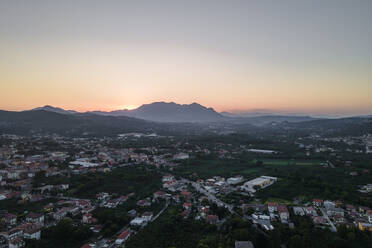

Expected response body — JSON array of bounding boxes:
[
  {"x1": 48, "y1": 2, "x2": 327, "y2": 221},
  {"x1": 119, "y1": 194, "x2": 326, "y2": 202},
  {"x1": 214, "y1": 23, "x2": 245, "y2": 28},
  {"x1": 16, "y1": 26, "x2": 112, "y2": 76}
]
[
  {"x1": 24, "y1": 227, "x2": 41, "y2": 240},
  {"x1": 130, "y1": 217, "x2": 148, "y2": 226}
]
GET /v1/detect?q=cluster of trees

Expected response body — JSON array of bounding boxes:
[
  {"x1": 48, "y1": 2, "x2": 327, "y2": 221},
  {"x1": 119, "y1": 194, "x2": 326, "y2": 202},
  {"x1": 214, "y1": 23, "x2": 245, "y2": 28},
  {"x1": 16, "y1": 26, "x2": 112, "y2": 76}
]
[
  {"x1": 31, "y1": 166, "x2": 162, "y2": 200},
  {"x1": 26, "y1": 219, "x2": 91, "y2": 248},
  {"x1": 93, "y1": 207, "x2": 130, "y2": 237},
  {"x1": 270, "y1": 215, "x2": 372, "y2": 248},
  {"x1": 126, "y1": 207, "x2": 219, "y2": 248},
  {"x1": 257, "y1": 168, "x2": 372, "y2": 206}
]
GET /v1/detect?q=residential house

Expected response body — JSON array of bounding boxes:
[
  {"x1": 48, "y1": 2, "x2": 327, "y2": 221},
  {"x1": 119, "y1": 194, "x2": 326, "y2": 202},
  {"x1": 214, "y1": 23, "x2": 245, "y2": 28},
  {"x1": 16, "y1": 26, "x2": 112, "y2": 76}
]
[
  {"x1": 82, "y1": 213, "x2": 97, "y2": 224},
  {"x1": 115, "y1": 229, "x2": 131, "y2": 245},
  {"x1": 305, "y1": 207, "x2": 317, "y2": 216},
  {"x1": 25, "y1": 213, "x2": 44, "y2": 225},
  {"x1": 23, "y1": 226, "x2": 41, "y2": 240},
  {"x1": 43, "y1": 203, "x2": 54, "y2": 212},
  {"x1": 96, "y1": 192, "x2": 110, "y2": 201},
  {"x1": 137, "y1": 199, "x2": 151, "y2": 207},
  {"x1": 267, "y1": 202, "x2": 277, "y2": 213},
  {"x1": 142, "y1": 212, "x2": 153, "y2": 222},
  {"x1": 333, "y1": 215, "x2": 345, "y2": 224},
  {"x1": 9, "y1": 238, "x2": 25, "y2": 248},
  {"x1": 235, "y1": 241, "x2": 254, "y2": 248},
  {"x1": 358, "y1": 222, "x2": 372, "y2": 231},
  {"x1": 366, "y1": 210, "x2": 372, "y2": 223},
  {"x1": 153, "y1": 191, "x2": 167, "y2": 199},
  {"x1": 104, "y1": 199, "x2": 119, "y2": 208},
  {"x1": 91, "y1": 225, "x2": 103, "y2": 233},
  {"x1": 80, "y1": 244, "x2": 95, "y2": 248},
  {"x1": 324, "y1": 200, "x2": 336, "y2": 209},
  {"x1": 183, "y1": 202, "x2": 192, "y2": 210},
  {"x1": 346, "y1": 204, "x2": 356, "y2": 213},
  {"x1": 313, "y1": 199, "x2": 323, "y2": 207},
  {"x1": 118, "y1": 195, "x2": 129, "y2": 203},
  {"x1": 127, "y1": 209, "x2": 137, "y2": 217},
  {"x1": 293, "y1": 207, "x2": 305, "y2": 216},
  {"x1": 0, "y1": 211, "x2": 17, "y2": 226},
  {"x1": 8, "y1": 228, "x2": 23, "y2": 240},
  {"x1": 278, "y1": 204, "x2": 289, "y2": 222},
  {"x1": 359, "y1": 206, "x2": 370, "y2": 214},
  {"x1": 53, "y1": 209, "x2": 67, "y2": 221},
  {"x1": 130, "y1": 217, "x2": 148, "y2": 227},
  {"x1": 327, "y1": 208, "x2": 344, "y2": 217},
  {"x1": 312, "y1": 216, "x2": 326, "y2": 224},
  {"x1": 206, "y1": 215, "x2": 219, "y2": 225}
]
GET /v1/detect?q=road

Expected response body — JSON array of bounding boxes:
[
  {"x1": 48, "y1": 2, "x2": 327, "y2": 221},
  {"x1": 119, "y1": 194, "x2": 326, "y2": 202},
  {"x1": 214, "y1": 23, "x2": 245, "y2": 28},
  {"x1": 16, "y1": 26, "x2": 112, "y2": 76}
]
[
  {"x1": 182, "y1": 178, "x2": 242, "y2": 216},
  {"x1": 152, "y1": 199, "x2": 170, "y2": 222},
  {"x1": 326, "y1": 160, "x2": 335, "y2": 169},
  {"x1": 181, "y1": 178, "x2": 236, "y2": 214},
  {"x1": 320, "y1": 208, "x2": 337, "y2": 232},
  {"x1": 182, "y1": 178, "x2": 273, "y2": 238}
]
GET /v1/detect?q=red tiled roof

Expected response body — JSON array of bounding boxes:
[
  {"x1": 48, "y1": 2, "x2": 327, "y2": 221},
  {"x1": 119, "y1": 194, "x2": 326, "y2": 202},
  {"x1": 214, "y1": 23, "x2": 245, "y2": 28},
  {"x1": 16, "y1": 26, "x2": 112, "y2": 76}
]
[
  {"x1": 206, "y1": 215, "x2": 218, "y2": 221},
  {"x1": 278, "y1": 204, "x2": 288, "y2": 213},
  {"x1": 118, "y1": 230, "x2": 130, "y2": 239}
]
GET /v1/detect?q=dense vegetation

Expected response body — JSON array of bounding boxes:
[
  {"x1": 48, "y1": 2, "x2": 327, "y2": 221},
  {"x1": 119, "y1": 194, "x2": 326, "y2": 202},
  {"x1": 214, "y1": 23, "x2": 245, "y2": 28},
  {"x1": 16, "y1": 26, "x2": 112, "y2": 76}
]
[
  {"x1": 26, "y1": 219, "x2": 91, "y2": 248},
  {"x1": 127, "y1": 207, "x2": 372, "y2": 248},
  {"x1": 174, "y1": 154, "x2": 371, "y2": 206},
  {"x1": 33, "y1": 166, "x2": 162, "y2": 199}
]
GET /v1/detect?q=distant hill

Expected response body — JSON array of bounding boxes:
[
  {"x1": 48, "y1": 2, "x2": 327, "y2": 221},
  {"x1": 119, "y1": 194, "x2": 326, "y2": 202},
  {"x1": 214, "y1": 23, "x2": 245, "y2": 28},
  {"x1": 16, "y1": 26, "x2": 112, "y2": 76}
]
[
  {"x1": 0, "y1": 109, "x2": 370, "y2": 137},
  {"x1": 274, "y1": 117, "x2": 372, "y2": 136},
  {"x1": 31, "y1": 105, "x2": 78, "y2": 115},
  {"x1": 90, "y1": 102, "x2": 225, "y2": 123},
  {"x1": 27, "y1": 103, "x2": 371, "y2": 128},
  {"x1": 237, "y1": 115, "x2": 318, "y2": 126},
  {"x1": 0, "y1": 110, "x2": 219, "y2": 136},
  {"x1": 0, "y1": 110, "x2": 159, "y2": 136}
]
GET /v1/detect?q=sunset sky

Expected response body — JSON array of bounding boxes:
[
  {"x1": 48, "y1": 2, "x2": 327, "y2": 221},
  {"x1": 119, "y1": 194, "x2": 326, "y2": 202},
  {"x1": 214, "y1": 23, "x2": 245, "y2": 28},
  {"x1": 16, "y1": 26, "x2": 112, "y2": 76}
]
[{"x1": 0, "y1": 0, "x2": 371, "y2": 115}]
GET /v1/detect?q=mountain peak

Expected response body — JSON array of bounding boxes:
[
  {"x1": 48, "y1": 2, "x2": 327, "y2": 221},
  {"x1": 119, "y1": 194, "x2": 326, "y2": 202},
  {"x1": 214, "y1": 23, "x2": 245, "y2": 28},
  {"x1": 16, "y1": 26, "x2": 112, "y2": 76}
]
[
  {"x1": 96, "y1": 102, "x2": 224, "y2": 123},
  {"x1": 31, "y1": 105, "x2": 78, "y2": 115}
]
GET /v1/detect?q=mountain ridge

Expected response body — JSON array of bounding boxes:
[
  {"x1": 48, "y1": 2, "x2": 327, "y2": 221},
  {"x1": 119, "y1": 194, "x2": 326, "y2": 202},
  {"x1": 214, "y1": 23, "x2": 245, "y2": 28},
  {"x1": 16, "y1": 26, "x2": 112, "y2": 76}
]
[
  {"x1": 87, "y1": 101, "x2": 225, "y2": 123},
  {"x1": 23, "y1": 102, "x2": 372, "y2": 125},
  {"x1": 31, "y1": 105, "x2": 78, "y2": 115}
]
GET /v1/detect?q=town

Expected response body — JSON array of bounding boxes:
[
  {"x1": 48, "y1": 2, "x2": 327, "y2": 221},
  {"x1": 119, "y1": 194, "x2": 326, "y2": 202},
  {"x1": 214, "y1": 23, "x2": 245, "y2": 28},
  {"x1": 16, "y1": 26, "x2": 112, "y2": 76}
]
[{"x1": 0, "y1": 130, "x2": 371, "y2": 248}]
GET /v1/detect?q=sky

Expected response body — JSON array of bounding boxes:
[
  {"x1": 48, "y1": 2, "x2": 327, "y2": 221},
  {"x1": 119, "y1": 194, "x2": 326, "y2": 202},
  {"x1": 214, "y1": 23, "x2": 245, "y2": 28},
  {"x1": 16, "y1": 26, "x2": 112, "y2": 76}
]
[{"x1": 0, "y1": 0, "x2": 371, "y2": 115}]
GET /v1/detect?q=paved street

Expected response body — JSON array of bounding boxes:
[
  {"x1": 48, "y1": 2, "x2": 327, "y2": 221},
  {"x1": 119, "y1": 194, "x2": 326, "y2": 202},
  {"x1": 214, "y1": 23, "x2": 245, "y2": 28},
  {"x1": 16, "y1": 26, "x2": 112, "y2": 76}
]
[
  {"x1": 320, "y1": 208, "x2": 337, "y2": 232},
  {"x1": 182, "y1": 178, "x2": 236, "y2": 215}
]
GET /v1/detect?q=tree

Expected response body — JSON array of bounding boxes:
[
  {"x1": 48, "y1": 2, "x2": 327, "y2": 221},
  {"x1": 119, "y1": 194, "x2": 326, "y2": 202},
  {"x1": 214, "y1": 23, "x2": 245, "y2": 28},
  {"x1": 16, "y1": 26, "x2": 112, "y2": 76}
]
[{"x1": 288, "y1": 235, "x2": 304, "y2": 248}]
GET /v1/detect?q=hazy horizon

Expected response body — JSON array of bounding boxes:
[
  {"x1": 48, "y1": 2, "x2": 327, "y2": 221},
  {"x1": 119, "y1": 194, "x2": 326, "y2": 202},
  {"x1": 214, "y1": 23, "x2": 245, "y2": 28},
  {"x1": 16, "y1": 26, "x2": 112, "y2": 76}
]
[
  {"x1": 1, "y1": 0, "x2": 371, "y2": 115},
  {"x1": 1, "y1": 101, "x2": 371, "y2": 118}
]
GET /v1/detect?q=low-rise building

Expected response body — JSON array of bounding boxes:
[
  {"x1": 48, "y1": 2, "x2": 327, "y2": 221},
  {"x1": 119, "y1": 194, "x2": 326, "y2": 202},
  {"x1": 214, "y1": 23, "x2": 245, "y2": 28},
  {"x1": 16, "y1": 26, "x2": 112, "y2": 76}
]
[
  {"x1": 278, "y1": 204, "x2": 289, "y2": 222},
  {"x1": 130, "y1": 217, "x2": 148, "y2": 227},
  {"x1": 115, "y1": 229, "x2": 131, "y2": 245},
  {"x1": 25, "y1": 213, "x2": 44, "y2": 225},
  {"x1": 267, "y1": 202, "x2": 278, "y2": 213},
  {"x1": 206, "y1": 215, "x2": 219, "y2": 225},
  {"x1": 293, "y1": 207, "x2": 305, "y2": 216},
  {"x1": 235, "y1": 241, "x2": 254, "y2": 248}
]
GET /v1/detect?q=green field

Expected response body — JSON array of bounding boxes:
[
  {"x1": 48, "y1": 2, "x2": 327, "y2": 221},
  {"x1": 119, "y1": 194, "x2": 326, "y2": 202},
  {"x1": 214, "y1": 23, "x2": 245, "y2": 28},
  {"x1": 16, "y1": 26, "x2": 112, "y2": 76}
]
[
  {"x1": 255, "y1": 159, "x2": 323, "y2": 167},
  {"x1": 174, "y1": 155, "x2": 372, "y2": 206}
]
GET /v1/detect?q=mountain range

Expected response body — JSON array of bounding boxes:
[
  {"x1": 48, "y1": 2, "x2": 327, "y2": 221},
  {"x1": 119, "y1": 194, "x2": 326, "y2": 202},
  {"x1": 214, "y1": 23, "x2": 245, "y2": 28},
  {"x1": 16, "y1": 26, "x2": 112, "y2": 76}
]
[
  {"x1": 88, "y1": 102, "x2": 225, "y2": 122},
  {"x1": 0, "y1": 102, "x2": 371, "y2": 137},
  {"x1": 32, "y1": 105, "x2": 78, "y2": 115},
  {"x1": 29, "y1": 102, "x2": 319, "y2": 124}
]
